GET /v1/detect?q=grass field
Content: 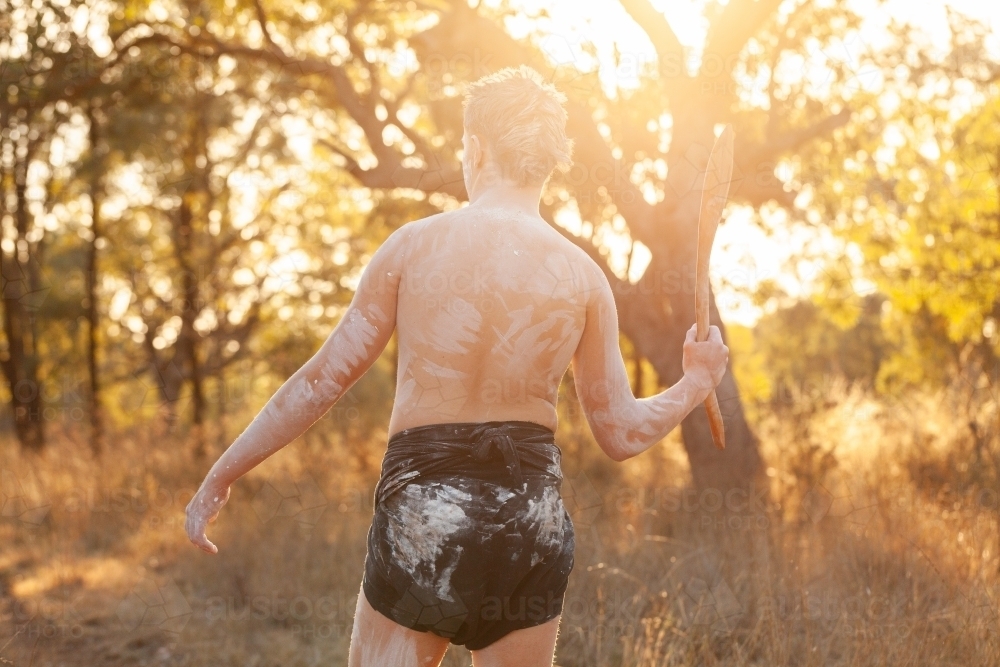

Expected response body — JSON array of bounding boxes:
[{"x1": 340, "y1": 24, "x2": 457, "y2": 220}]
[{"x1": 2, "y1": 383, "x2": 998, "y2": 666}]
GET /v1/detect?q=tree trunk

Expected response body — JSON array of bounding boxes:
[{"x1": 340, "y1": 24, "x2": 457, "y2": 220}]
[
  {"x1": 0, "y1": 255, "x2": 46, "y2": 451},
  {"x1": 0, "y1": 139, "x2": 46, "y2": 451},
  {"x1": 658, "y1": 95, "x2": 767, "y2": 494},
  {"x1": 175, "y1": 195, "x2": 206, "y2": 457},
  {"x1": 215, "y1": 366, "x2": 228, "y2": 454},
  {"x1": 613, "y1": 254, "x2": 765, "y2": 493},
  {"x1": 86, "y1": 103, "x2": 105, "y2": 456}
]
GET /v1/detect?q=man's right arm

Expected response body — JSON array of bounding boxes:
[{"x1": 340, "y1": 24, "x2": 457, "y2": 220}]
[
  {"x1": 184, "y1": 222, "x2": 413, "y2": 553},
  {"x1": 570, "y1": 265, "x2": 728, "y2": 462}
]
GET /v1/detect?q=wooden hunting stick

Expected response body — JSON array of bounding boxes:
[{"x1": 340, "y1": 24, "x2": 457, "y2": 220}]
[{"x1": 695, "y1": 125, "x2": 735, "y2": 451}]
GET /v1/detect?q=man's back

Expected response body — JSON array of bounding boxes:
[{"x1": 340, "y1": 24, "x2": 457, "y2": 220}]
[{"x1": 390, "y1": 204, "x2": 599, "y2": 436}]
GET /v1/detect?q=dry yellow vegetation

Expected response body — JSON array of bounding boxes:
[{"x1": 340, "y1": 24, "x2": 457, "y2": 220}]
[{"x1": 2, "y1": 382, "x2": 998, "y2": 666}]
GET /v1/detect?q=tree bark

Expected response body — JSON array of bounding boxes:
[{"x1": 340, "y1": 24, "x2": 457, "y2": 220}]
[
  {"x1": 175, "y1": 193, "x2": 206, "y2": 457},
  {"x1": 0, "y1": 251, "x2": 46, "y2": 451},
  {"x1": 0, "y1": 121, "x2": 46, "y2": 450},
  {"x1": 173, "y1": 105, "x2": 208, "y2": 458},
  {"x1": 86, "y1": 102, "x2": 105, "y2": 457}
]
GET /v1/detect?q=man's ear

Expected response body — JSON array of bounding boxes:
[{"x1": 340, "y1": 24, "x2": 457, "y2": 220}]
[{"x1": 469, "y1": 134, "x2": 484, "y2": 167}]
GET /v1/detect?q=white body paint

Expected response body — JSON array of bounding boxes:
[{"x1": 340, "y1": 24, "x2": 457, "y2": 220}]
[
  {"x1": 523, "y1": 485, "x2": 568, "y2": 567},
  {"x1": 390, "y1": 206, "x2": 593, "y2": 434},
  {"x1": 349, "y1": 597, "x2": 421, "y2": 666},
  {"x1": 384, "y1": 483, "x2": 473, "y2": 602},
  {"x1": 186, "y1": 195, "x2": 723, "y2": 550}
]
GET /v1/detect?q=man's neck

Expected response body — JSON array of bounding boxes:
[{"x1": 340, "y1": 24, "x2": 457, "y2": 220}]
[{"x1": 468, "y1": 183, "x2": 542, "y2": 218}]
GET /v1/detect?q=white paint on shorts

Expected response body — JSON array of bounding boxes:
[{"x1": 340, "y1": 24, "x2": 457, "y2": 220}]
[{"x1": 386, "y1": 483, "x2": 472, "y2": 602}]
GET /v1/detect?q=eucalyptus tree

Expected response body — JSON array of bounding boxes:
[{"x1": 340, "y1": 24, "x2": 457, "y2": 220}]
[{"x1": 99, "y1": 0, "x2": 903, "y2": 493}]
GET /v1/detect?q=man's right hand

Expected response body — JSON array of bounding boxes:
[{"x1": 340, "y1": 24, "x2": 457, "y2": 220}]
[
  {"x1": 185, "y1": 482, "x2": 230, "y2": 555},
  {"x1": 682, "y1": 324, "x2": 729, "y2": 392}
]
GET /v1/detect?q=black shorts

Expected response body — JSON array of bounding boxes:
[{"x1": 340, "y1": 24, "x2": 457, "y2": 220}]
[{"x1": 362, "y1": 420, "x2": 575, "y2": 650}]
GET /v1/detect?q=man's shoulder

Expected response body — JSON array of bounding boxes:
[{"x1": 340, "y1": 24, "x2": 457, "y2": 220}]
[
  {"x1": 391, "y1": 209, "x2": 456, "y2": 240},
  {"x1": 546, "y1": 230, "x2": 612, "y2": 300}
]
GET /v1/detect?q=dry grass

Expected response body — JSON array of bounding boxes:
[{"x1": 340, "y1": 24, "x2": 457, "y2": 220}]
[{"x1": 2, "y1": 384, "x2": 999, "y2": 666}]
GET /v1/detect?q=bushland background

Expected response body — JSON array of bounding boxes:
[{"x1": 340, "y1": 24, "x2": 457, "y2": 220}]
[{"x1": 2, "y1": 0, "x2": 1000, "y2": 665}]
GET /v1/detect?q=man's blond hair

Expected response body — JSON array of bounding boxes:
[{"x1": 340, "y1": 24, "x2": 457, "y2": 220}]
[{"x1": 463, "y1": 65, "x2": 573, "y2": 187}]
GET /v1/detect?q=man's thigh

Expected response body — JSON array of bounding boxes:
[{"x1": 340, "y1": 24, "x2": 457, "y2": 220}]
[
  {"x1": 470, "y1": 615, "x2": 562, "y2": 667},
  {"x1": 348, "y1": 585, "x2": 451, "y2": 667}
]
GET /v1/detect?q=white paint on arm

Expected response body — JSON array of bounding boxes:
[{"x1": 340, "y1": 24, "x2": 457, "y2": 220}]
[
  {"x1": 194, "y1": 224, "x2": 412, "y2": 495},
  {"x1": 570, "y1": 263, "x2": 709, "y2": 462}
]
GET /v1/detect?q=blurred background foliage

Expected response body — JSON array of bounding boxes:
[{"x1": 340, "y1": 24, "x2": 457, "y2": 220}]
[
  {"x1": 3, "y1": 0, "x2": 1000, "y2": 664},
  {"x1": 1, "y1": 0, "x2": 997, "y2": 462}
]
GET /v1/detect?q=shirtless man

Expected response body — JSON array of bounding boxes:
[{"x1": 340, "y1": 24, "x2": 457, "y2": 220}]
[{"x1": 185, "y1": 65, "x2": 729, "y2": 667}]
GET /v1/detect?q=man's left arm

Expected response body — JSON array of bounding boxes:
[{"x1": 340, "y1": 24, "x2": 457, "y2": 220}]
[{"x1": 185, "y1": 224, "x2": 411, "y2": 553}]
